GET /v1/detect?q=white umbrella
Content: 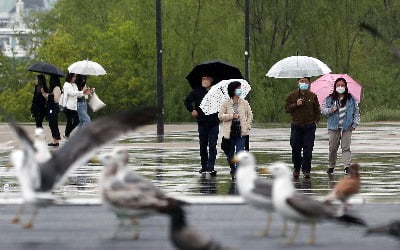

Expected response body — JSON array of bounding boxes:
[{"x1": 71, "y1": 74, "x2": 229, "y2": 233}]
[
  {"x1": 266, "y1": 56, "x2": 331, "y2": 78},
  {"x1": 68, "y1": 60, "x2": 107, "y2": 76},
  {"x1": 200, "y1": 79, "x2": 251, "y2": 115}
]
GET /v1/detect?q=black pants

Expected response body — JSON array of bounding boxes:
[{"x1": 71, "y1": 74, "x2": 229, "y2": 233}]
[
  {"x1": 33, "y1": 111, "x2": 45, "y2": 128},
  {"x1": 64, "y1": 109, "x2": 79, "y2": 137},
  {"x1": 290, "y1": 123, "x2": 316, "y2": 173},
  {"x1": 47, "y1": 108, "x2": 61, "y2": 140}
]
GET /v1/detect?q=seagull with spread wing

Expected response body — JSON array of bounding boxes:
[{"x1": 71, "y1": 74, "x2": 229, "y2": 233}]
[
  {"x1": 235, "y1": 151, "x2": 287, "y2": 237},
  {"x1": 268, "y1": 161, "x2": 365, "y2": 245},
  {"x1": 8, "y1": 107, "x2": 155, "y2": 229}
]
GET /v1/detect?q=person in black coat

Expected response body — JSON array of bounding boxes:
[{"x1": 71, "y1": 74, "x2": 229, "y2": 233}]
[
  {"x1": 184, "y1": 76, "x2": 220, "y2": 176},
  {"x1": 30, "y1": 74, "x2": 48, "y2": 128}
]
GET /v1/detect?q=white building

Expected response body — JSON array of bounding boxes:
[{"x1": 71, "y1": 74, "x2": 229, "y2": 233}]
[{"x1": 0, "y1": 0, "x2": 56, "y2": 58}]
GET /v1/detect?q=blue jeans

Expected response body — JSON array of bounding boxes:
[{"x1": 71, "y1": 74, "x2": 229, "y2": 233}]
[
  {"x1": 226, "y1": 135, "x2": 246, "y2": 173},
  {"x1": 290, "y1": 123, "x2": 316, "y2": 173},
  {"x1": 198, "y1": 123, "x2": 219, "y2": 171},
  {"x1": 77, "y1": 101, "x2": 91, "y2": 128}
]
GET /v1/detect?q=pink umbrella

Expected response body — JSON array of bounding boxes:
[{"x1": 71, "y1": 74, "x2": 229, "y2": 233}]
[{"x1": 311, "y1": 73, "x2": 362, "y2": 105}]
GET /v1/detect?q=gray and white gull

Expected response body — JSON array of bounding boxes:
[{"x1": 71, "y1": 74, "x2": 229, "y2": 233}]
[
  {"x1": 9, "y1": 107, "x2": 155, "y2": 228},
  {"x1": 268, "y1": 161, "x2": 366, "y2": 245},
  {"x1": 235, "y1": 151, "x2": 287, "y2": 237}
]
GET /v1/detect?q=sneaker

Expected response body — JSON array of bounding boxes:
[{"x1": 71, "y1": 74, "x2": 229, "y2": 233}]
[
  {"x1": 344, "y1": 167, "x2": 350, "y2": 175},
  {"x1": 326, "y1": 168, "x2": 334, "y2": 174},
  {"x1": 303, "y1": 172, "x2": 311, "y2": 179},
  {"x1": 293, "y1": 170, "x2": 300, "y2": 178},
  {"x1": 209, "y1": 170, "x2": 217, "y2": 177},
  {"x1": 48, "y1": 143, "x2": 59, "y2": 147},
  {"x1": 198, "y1": 169, "x2": 207, "y2": 174}
]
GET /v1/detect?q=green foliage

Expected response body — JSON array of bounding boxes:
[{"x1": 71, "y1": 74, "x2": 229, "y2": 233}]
[{"x1": 1, "y1": 0, "x2": 400, "y2": 122}]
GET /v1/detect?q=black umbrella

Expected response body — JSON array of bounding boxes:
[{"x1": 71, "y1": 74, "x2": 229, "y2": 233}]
[
  {"x1": 26, "y1": 62, "x2": 66, "y2": 77},
  {"x1": 186, "y1": 60, "x2": 244, "y2": 89}
]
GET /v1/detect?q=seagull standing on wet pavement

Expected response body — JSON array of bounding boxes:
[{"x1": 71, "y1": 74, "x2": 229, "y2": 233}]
[
  {"x1": 366, "y1": 219, "x2": 400, "y2": 240},
  {"x1": 324, "y1": 163, "x2": 361, "y2": 211},
  {"x1": 8, "y1": 107, "x2": 155, "y2": 229},
  {"x1": 235, "y1": 151, "x2": 287, "y2": 237},
  {"x1": 164, "y1": 201, "x2": 232, "y2": 250},
  {"x1": 100, "y1": 148, "x2": 184, "y2": 240},
  {"x1": 268, "y1": 161, "x2": 366, "y2": 245}
]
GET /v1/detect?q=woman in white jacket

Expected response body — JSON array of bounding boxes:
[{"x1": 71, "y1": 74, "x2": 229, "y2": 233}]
[
  {"x1": 62, "y1": 73, "x2": 89, "y2": 138},
  {"x1": 218, "y1": 81, "x2": 253, "y2": 179}
]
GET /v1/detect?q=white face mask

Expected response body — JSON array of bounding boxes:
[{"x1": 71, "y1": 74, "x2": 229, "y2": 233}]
[{"x1": 336, "y1": 86, "x2": 346, "y2": 94}]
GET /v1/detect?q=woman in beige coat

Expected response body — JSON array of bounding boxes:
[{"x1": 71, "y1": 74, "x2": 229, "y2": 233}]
[{"x1": 218, "y1": 81, "x2": 253, "y2": 179}]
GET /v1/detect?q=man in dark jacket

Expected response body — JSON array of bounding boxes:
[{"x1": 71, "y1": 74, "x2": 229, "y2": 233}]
[
  {"x1": 184, "y1": 76, "x2": 219, "y2": 176},
  {"x1": 285, "y1": 77, "x2": 320, "y2": 179}
]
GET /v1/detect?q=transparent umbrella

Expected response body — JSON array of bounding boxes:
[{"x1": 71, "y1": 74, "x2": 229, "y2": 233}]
[
  {"x1": 200, "y1": 79, "x2": 251, "y2": 115},
  {"x1": 266, "y1": 56, "x2": 331, "y2": 78},
  {"x1": 68, "y1": 60, "x2": 106, "y2": 76}
]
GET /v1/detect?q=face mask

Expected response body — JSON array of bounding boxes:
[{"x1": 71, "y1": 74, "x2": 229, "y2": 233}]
[
  {"x1": 235, "y1": 89, "x2": 243, "y2": 96},
  {"x1": 336, "y1": 86, "x2": 346, "y2": 94},
  {"x1": 299, "y1": 83, "x2": 309, "y2": 90}
]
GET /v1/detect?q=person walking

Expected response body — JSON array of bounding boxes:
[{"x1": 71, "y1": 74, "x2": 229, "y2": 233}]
[
  {"x1": 218, "y1": 81, "x2": 253, "y2": 179},
  {"x1": 321, "y1": 77, "x2": 360, "y2": 175},
  {"x1": 30, "y1": 74, "x2": 48, "y2": 128},
  {"x1": 285, "y1": 77, "x2": 320, "y2": 179},
  {"x1": 75, "y1": 74, "x2": 92, "y2": 128},
  {"x1": 184, "y1": 76, "x2": 220, "y2": 176},
  {"x1": 42, "y1": 75, "x2": 62, "y2": 146},
  {"x1": 62, "y1": 73, "x2": 89, "y2": 139}
]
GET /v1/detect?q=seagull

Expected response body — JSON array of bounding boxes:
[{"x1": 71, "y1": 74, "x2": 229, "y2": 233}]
[
  {"x1": 235, "y1": 151, "x2": 287, "y2": 237},
  {"x1": 100, "y1": 148, "x2": 184, "y2": 240},
  {"x1": 324, "y1": 163, "x2": 361, "y2": 211},
  {"x1": 164, "y1": 201, "x2": 232, "y2": 250},
  {"x1": 8, "y1": 107, "x2": 156, "y2": 229},
  {"x1": 268, "y1": 161, "x2": 365, "y2": 245},
  {"x1": 366, "y1": 219, "x2": 400, "y2": 240}
]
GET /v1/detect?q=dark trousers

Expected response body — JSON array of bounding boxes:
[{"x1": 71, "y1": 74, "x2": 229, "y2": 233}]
[
  {"x1": 290, "y1": 123, "x2": 316, "y2": 173},
  {"x1": 47, "y1": 108, "x2": 61, "y2": 140},
  {"x1": 64, "y1": 109, "x2": 79, "y2": 137},
  {"x1": 198, "y1": 123, "x2": 219, "y2": 171},
  {"x1": 33, "y1": 112, "x2": 45, "y2": 128},
  {"x1": 226, "y1": 135, "x2": 245, "y2": 174}
]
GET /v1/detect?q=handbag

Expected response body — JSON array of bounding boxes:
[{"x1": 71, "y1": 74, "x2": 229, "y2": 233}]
[
  {"x1": 88, "y1": 92, "x2": 106, "y2": 112},
  {"x1": 230, "y1": 119, "x2": 241, "y2": 138}
]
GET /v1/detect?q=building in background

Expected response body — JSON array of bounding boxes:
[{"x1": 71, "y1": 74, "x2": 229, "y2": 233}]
[{"x1": 0, "y1": 0, "x2": 56, "y2": 58}]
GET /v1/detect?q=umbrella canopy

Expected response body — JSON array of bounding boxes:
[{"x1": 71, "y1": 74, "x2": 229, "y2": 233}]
[
  {"x1": 68, "y1": 60, "x2": 107, "y2": 76},
  {"x1": 200, "y1": 79, "x2": 251, "y2": 115},
  {"x1": 26, "y1": 62, "x2": 66, "y2": 77},
  {"x1": 266, "y1": 56, "x2": 332, "y2": 78},
  {"x1": 311, "y1": 73, "x2": 362, "y2": 104},
  {"x1": 186, "y1": 60, "x2": 243, "y2": 89}
]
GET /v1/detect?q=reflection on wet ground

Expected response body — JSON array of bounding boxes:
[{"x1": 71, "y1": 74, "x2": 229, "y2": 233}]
[{"x1": 0, "y1": 122, "x2": 399, "y2": 203}]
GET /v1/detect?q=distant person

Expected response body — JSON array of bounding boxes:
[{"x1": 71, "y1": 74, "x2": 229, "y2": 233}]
[
  {"x1": 62, "y1": 73, "x2": 90, "y2": 139},
  {"x1": 218, "y1": 81, "x2": 253, "y2": 179},
  {"x1": 75, "y1": 74, "x2": 92, "y2": 128},
  {"x1": 42, "y1": 75, "x2": 62, "y2": 146},
  {"x1": 285, "y1": 77, "x2": 320, "y2": 179},
  {"x1": 321, "y1": 77, "x2": 360, "y2": 175},
  {"x1": 31, "y1": 74, "x2": 48, "y2": 128},
  {"x1": 184, "y1": 76, "x2": 219, "y2": 176}
]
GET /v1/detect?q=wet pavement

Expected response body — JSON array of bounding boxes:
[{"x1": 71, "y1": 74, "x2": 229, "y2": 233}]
[
  {"x1": 0, "y1": 122, "x2": 399, "y2": 203},
  {"x1": 0, "y1": 203, "x2": 399, "y2": 250}
]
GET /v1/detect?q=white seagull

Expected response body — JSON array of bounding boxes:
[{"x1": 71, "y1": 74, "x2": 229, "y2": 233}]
[
  {"x1": 100, "y1": 148, "x2": 184, "y2": 240},
  {"x1": 8, "y1": 107, "x2": 156, "y2": 229},
  {"x1": 268, "y1": 162, "x2": 365, "y2": 245},
  {"x1": 235, "y1": 151, "x2": 287, "y2": 237}
]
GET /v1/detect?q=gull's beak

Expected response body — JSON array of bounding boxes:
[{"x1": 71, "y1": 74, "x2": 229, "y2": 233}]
[
  {"x1": 258, "y1": 167, "x2": 269, "y2": 174},
  {"x1": 88, "y1": 156, "x2": 101, "y2": 164},
  {"x1": 5, "y1": 162, "x2": 13, "y2": 171}
]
